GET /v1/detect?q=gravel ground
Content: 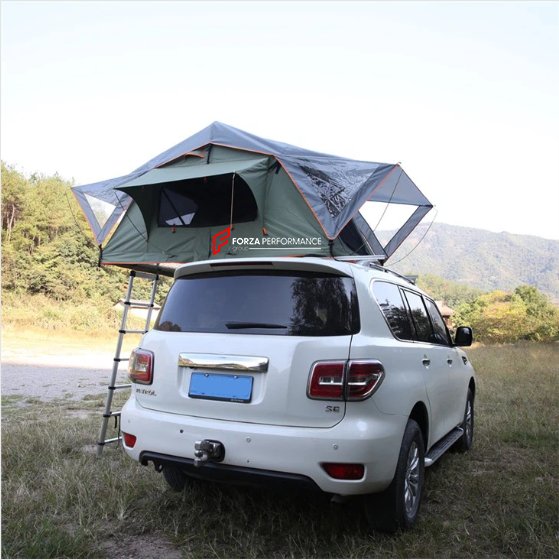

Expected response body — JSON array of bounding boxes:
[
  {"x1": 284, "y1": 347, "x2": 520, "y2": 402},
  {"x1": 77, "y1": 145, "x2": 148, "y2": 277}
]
[{"x1": 1, "y1": 351, "x2": 129, "y2": 401}]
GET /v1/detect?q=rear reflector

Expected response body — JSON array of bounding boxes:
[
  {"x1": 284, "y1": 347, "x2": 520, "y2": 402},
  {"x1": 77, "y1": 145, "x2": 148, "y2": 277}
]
[
  {"x1": 129, "y1": 348, "x2": 154, "y2": 385},
  {"x1": 308, "y1": 361, "x2": 345, "y2": 400},
  {"x1": 322, "y1": 463, "x2": 364, "y2": 480},
  {"x1": 122, "y1": 432, "x2": 137, "y2": 448}
]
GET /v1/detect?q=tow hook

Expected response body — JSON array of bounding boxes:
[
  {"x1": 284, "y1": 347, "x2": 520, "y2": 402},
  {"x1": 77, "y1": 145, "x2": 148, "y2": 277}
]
[{"x1": 194, "y1": 439, "x2": 225, "y2": 467}]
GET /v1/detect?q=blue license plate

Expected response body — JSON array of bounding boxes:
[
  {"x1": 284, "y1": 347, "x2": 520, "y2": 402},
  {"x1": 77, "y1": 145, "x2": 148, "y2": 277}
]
[{"x1": 189, "y1": 372, "x2": 253, "y2": 403}]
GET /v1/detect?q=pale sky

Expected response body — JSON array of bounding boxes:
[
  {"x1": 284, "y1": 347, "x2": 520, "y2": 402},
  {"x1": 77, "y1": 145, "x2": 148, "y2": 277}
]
[{"x1": 2, "y1": 1, "x2": 558, "y2": 240}]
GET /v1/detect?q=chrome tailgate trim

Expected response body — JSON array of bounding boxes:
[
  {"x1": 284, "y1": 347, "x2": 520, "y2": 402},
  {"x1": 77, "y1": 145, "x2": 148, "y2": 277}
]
[{"x1": 178, "y1": 353, "x2": 269, "y2": 373}]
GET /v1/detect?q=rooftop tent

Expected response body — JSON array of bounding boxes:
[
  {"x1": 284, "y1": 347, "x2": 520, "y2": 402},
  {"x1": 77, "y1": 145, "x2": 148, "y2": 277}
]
[{"x1": 72, "y1": 122, "x2": 432, "y2": 270}]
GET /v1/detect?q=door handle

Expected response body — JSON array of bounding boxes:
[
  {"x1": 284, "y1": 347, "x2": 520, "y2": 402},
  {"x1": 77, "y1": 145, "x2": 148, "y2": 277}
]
[
  {"x1": 447, "y1": 358, "x2": 453, "y2": 366},
  {"x1": 422, "y1": 358, "x2": 431, "y2": 367}
]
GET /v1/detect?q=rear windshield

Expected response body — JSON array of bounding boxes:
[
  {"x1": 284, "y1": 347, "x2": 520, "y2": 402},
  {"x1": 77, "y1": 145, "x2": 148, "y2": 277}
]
[{"x1": 155, "y1": 270, "x2": 360, "y2": 336}]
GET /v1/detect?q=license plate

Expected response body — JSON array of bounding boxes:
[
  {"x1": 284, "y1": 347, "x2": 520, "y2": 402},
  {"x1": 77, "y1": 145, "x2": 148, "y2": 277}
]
[{"x1": 189, "y1": 372, "x2": 253, "y2": 403}]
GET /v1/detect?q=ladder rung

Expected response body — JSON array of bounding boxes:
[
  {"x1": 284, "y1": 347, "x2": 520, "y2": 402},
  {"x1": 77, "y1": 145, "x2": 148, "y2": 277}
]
[
  {"x1": 119, "y1": 329, "x2": 148, "y2": 335},
  {"x1": 134, "y1": 271, "x2": 159, "y2": 280},
  {"x1": 99, "y1": 436, "x2": 122, "y2": 446},
  {"x1": 103, "y1": 411, "x2": 121, "y2": 418},
  {"x1": 109, "y1": 384, "x2": 132, "y2": 390},
  {"x1": 114, "y1": 357, "x2": 129, "y2": 362},
  {"x1": 123, "y1": 300, "x2": 155, "y2": 309}
]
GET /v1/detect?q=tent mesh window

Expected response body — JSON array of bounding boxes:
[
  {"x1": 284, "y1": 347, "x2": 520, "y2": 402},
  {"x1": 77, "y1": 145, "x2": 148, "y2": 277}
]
[{"x1": 157, "y1": 173, "x2": 257, "y2": 228}]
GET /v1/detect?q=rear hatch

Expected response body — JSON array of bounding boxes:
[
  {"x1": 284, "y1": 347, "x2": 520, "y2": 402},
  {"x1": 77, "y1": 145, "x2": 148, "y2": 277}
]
[{"x1": 135, "y1": 259, "x2": 359, "y2": 428}]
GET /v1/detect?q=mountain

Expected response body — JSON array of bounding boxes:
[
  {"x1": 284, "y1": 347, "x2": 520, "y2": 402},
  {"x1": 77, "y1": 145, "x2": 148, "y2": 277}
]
[{"x1": 380, "y1": 223, "x2": 559, "y2": 302}]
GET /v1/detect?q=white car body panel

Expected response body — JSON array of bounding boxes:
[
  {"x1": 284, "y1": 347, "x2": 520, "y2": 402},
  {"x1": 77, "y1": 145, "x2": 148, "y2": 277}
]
[
  {"x1": 121, "y1": 256, "x2": 475, "y2": 496},
  {"x1": 134, "y1": 330, "x2": 350, "y2": 428},
  {"x1": 122, "y1": 395, "x2": 406, "y2": 494}
]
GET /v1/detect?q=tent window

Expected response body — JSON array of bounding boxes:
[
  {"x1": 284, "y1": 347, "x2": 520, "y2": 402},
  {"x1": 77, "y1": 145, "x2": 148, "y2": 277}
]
[
  {"x1": 84, "y1": 193, "x2": 117, "y2": 229},
  {"x1": 158, "y1": 173, "x2": 257, "y2": 228},
  {"x1": 160, "y1": 190, "x2": 198, "y2": 226},
  {"x1": 339, "y1": 220, "x2": 369, "y2": 255}
]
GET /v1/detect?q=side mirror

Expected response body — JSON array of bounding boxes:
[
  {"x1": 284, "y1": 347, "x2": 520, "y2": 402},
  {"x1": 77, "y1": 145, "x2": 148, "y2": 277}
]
[{"x1": 454, "y1": 326, "x2": 473, "y2": 347}]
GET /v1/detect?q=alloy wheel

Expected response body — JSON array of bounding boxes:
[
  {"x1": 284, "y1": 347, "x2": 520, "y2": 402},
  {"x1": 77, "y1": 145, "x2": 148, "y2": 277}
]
[{"x1": 404, "y1": 441, "x2": 421, "y2": 516}]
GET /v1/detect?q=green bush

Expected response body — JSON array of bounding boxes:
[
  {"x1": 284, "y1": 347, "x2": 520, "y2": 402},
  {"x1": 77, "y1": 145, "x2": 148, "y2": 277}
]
[
  {"x1": 454, "y1": 286, "x2": 559, "y2": 344},
  {"x1": 1, "y1": 163, "x2": 172, "y2": 332}
]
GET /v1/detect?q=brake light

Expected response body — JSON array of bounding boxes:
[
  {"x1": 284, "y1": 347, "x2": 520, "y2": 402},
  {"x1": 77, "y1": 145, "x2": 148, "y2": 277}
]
[
  {"x1": 308, "y1": 361, "x2": 345, "y2": 400},
  {"x1": 122, "y1": 432, "x2": 137, "y2": 448},
  {"x1": 308, "y1": 359, "x2": 384, "y2": 401},
  {"x1": 322, "y1": 463, "x2": 364, "y2": 480},
  {"x1": 129, "y1": 348, "x2": 154, "y2": 385},
  {"x1": 346, "y1": 360, "x2": 384, "y2": 400}
]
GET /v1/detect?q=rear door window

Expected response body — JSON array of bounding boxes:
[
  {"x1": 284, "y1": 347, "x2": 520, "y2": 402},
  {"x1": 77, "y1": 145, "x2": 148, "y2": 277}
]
[
  {"x1": 402, "y1": 290, "x2": 433, "y2": 343},
  {"x1": 425, "y1": 299, "x2": 451, "y2": 346},
  {"x1": 372, "y1": 282, "x2": 414, "y2": 341},
  {"x1": 155, "y1": 270, "x2": 360, "y2": 336}
]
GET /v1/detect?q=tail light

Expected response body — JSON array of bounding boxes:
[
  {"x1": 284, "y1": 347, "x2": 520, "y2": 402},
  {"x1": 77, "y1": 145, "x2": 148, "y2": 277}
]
[
  {"x1": 322, "y1": 463, "x2": 364, "y2": 480},
  {"x1": 307, "y1": 361, "x2": 345, "y2": 400},
  {"x1": 346, "y1": 360, "x2": 384, "y2": 400},
  {"x1": 129, "y1": 348, "x2": 154, "y2": 385},
  {"x1": 308, "y1": 360, "x2": 384, "y2": 401},
  {"x1": 122, "y1": 432, "x2": 137, "y2": 448}
]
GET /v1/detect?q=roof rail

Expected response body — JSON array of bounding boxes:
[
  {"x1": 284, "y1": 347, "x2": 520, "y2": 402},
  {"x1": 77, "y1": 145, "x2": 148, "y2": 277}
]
[
  {"x1": 335, "y1": 256, "x2": 417, "y2": 285},
  {"x1": 334, "y1": 255, "x2": 386, "y2": 264},
  {"x1": 370, "y1": 263, "x2": 417, "y2": 285}
]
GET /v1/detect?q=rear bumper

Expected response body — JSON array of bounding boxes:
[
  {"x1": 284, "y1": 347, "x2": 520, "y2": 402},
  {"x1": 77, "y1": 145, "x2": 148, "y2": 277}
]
[
  {"x1": 121, "y1": 396, "x2": 406, "y2": 495},
  {"x1": 140, "y1": 451, "x2": 322, "y2": 492}
]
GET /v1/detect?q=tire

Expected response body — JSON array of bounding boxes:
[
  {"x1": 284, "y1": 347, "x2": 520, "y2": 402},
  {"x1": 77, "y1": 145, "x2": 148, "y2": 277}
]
[
  {"x1": 162, "y1": 465, "x2": 189, "y2": 491},
  {"x1": 364, "y1": 419, "x2": 425, "y2": 533},
  {"x1": 454, "y1": 389, "x2": 474, "y2": 453}
]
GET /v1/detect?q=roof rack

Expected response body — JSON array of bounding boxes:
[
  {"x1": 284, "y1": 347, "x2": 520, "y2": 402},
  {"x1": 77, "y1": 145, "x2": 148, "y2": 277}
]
[
  {"x1": 334, "y1": 256, "x2": 417, "y2": 286},
  {"x1": 334, "y1": 255, "x2": 386, "y2": 264},
  {"x1": 371, "y1": 263, "x2": 417, "y2": 285}
]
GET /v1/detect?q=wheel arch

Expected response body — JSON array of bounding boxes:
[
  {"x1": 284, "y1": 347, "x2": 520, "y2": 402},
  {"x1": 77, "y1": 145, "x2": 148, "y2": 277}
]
[
  {"x1": 468, "y1": 377, "x2": 476, "y2": 400},
  {"x1": 409, "y1": 401, "x2": 429, "y2": 450}
]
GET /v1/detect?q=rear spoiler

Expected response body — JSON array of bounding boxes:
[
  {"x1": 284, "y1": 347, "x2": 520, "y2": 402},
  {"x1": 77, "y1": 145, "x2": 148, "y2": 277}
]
[{"x1": 173, "y1": 257, "x2": 354, "y2": 279}]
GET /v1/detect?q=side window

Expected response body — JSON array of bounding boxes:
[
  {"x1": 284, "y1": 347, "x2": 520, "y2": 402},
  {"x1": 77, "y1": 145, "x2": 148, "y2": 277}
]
[
  {"x1": 425, "y1": 299, "x2": 451, "y2": 346},
  {"x1": 403, "y1": 291, "x2": 433, "y2": 343},
  {"x1": 372, "y1": 282, "x2": 414, "y2": 341}
]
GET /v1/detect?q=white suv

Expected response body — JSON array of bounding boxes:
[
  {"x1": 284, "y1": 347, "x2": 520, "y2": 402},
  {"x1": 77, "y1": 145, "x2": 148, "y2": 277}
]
[{"x1": 121, "y1": 257, "x2": 475, "y2": 532}]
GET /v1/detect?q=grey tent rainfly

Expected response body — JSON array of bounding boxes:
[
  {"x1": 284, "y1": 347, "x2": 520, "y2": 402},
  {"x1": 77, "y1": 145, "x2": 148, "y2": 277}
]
[{"x1": 72, "y1": 122, "x2": 432, "y2": 273}]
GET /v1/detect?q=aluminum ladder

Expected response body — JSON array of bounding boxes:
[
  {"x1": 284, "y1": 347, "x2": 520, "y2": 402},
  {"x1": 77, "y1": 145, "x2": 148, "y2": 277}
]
[{"x1": 96, "y1": 270, "x2": 159, "y2": 456}]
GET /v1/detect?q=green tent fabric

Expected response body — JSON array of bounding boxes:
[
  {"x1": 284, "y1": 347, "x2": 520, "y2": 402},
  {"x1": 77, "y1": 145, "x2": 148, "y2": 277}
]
[
  {"x1": 102, "y1": 147, "x2": 357, "y2": 264},
  {"x1": 73, "y1": 123, "x2": 432, "y2": 269}
]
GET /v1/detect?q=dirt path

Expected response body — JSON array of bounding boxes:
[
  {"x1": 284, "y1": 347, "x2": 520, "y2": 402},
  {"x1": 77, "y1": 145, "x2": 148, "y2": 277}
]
[
  {"x1": 1, "y1": 362, "x2": 129, "y2": 401},
  {"x1": 1, "y1": 330, "x2": 137, "y2": 401}
]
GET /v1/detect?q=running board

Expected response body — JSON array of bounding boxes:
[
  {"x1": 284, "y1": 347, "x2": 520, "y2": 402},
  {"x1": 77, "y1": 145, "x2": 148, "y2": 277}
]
[{"x1": 425, "y1": 427, "x2": 464, "y2": 467}]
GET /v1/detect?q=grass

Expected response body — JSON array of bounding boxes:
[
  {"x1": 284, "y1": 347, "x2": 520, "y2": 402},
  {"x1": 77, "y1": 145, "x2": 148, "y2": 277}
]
[
  {"x1": 2, "y1": 342, "x2": 558, "y2": 558},
  {"x1": 2, "y1": 293, "x2": 151, "y2": 338},
  {"x1": 1, "y1": 326, "x2": 143, "y2": 361}
]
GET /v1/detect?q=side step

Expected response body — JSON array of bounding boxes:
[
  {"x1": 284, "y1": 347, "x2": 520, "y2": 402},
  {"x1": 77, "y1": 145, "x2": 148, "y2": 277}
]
[{"x1": 425, "y1": 427, "x2": 463, "y2": 467}]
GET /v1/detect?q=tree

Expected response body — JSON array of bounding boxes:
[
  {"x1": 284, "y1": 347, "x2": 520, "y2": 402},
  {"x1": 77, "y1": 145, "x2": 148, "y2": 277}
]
[
  {"x1": 1, "y1": 162, "x2": 129, "y2": 302},
  {"x1": 514, "y1": 285, "x2": 559, "y2": 341},
  {"x1": 417, "y1": 274, "x2": 482, "y2": 308},
  {"x1": 454, "y1": 287, "x2": 559, "y2": 344},
  {"x1": 1, "y1": 164, "x2": 28, "y2": 243}
]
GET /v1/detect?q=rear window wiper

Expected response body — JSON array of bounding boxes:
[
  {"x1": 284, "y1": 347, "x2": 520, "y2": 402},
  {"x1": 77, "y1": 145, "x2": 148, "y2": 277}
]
[{"x1": 225, "y1": 321, "x2": 288, "y2": 330}]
